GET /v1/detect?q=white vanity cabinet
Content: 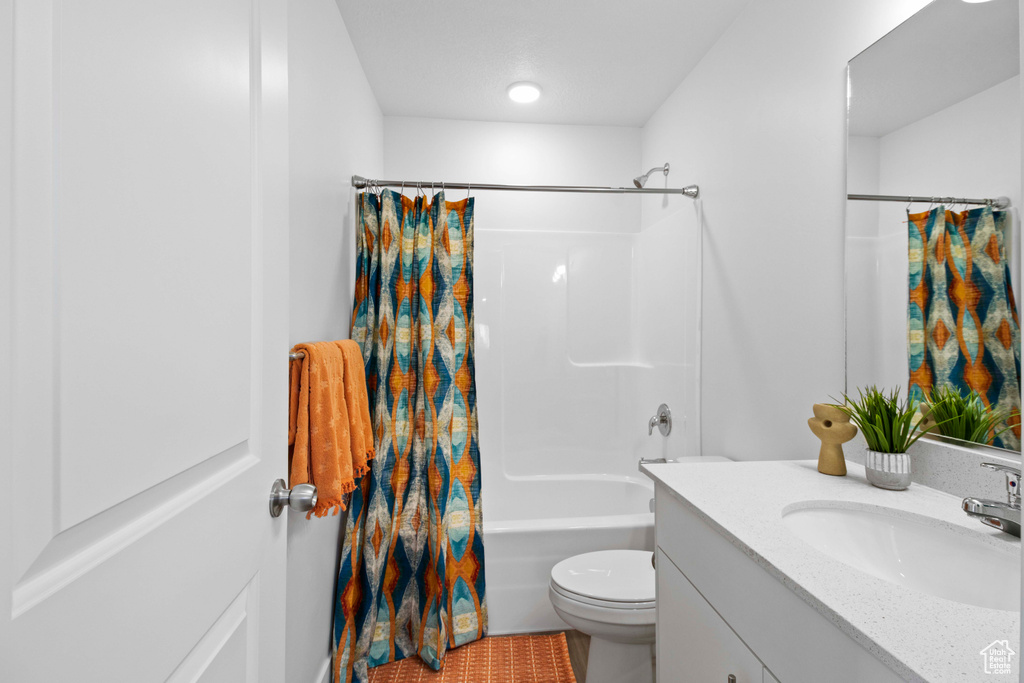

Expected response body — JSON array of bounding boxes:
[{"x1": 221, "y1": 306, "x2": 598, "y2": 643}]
[
  {"x1": 653, "y1": 484, "x2": 903, "y2": 683},
  {"x1": 656, "y1": 547, "x2": 766, "y2": 682}
]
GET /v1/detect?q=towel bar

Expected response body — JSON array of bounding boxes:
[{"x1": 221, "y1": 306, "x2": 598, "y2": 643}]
[{"x1": 289, "y1": 351, "x2": 305, "y2": 361}]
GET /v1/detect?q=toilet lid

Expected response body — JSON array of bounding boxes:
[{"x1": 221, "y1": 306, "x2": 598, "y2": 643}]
[{"x1": 550, "y1": 550, "x2": 655, "y2": 604}]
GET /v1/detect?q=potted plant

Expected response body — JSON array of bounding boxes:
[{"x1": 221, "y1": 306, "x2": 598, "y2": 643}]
[
  {"x1": 921, "y1": 385, "x2": 1011, "y2": 447},
  {"x1": 834, "y1": 386, "x2": 937, "y2": 490}
]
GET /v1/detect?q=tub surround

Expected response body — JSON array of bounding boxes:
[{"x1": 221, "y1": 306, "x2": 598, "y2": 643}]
[{"x1": 642, "y1": 459, "x2": 1020, "y2": 682}]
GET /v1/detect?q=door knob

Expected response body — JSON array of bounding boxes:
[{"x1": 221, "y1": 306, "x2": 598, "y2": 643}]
[{"x1": 269, "y1": 479, "x2": 317, "y2": 517}]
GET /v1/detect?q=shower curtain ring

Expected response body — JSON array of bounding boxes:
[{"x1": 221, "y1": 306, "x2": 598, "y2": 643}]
[{"x1": 467, "y1": 183, "x2": 471, "y2": 200}]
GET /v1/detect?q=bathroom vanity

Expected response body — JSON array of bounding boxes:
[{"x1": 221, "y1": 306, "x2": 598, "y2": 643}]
[{"x1": 641, "y1": 460, "x2": 1021, "y2": 682}]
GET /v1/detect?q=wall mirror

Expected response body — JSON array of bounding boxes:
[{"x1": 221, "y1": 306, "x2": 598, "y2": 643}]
[{"x1": 845, "y1": 0, "x2": 1021, "y2": 455}]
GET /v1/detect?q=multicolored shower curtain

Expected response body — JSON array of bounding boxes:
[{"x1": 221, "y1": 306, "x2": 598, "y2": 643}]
[
  {"x1": 908, "y1": 206, "x2": 1021, "y2": 449},
  {"x1": 331, "y1": 190, "x2": 486, "y2": 683}
]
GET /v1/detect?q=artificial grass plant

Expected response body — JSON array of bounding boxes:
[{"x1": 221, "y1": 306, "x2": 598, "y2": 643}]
[
  {"x1": 923, "y1": 384, "x2": 1010, "y2": 446},
  {"x1": 833, "y1": 386, "x2": 936, "y2": 454}
]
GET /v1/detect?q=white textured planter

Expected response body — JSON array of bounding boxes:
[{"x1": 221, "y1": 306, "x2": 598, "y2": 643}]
[{"x1": 864, "y1": 449, "x2": 912, "y2": 490}]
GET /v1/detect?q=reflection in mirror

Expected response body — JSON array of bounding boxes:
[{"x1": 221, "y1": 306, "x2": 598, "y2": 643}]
[{"x1": 845, "y1": 0, "x2": 1022, "y2": 453}]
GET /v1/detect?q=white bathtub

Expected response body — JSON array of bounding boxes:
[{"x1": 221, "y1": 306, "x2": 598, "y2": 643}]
[{"x1": 482, "y1": 474, "x2": 655, "y2": 634}]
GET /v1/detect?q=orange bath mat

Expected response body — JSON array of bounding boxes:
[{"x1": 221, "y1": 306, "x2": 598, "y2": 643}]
[{"x1": 366, "y1": 633, "x2": 577, "y2": 683}]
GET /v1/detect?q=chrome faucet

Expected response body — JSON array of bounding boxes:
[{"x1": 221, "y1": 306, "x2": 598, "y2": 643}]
[
  {"x1": 962, "y1": 462, "x2": 1021, "y2": 537},
  {"x1": 648, "y1": 404, "x2": 672, "y2": 436}
]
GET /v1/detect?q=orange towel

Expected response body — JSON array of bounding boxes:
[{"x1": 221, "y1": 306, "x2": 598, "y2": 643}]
[
  {"x1": 338, "y1": 339, "x2": 375, "y2": 478},
  {"x1": 288, "y1": 341, "x2": 375, "y2": 518}
]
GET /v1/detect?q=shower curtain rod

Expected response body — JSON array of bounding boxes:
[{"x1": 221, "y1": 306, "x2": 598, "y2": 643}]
[
  {"x1": 352, "y1": 175, "x2": 700, "y2": 198},
  {"x1": 848, "y1": 193, "x2": 1011, "y2": 209}
]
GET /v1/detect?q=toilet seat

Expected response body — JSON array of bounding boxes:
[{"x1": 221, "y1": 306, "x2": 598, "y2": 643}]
[
  {"x1": 550, "y1": 549, "x2": 655, "y2": 610},
  {"x1": 550, "y1": 581, "x2": 656, "y2": 610}
]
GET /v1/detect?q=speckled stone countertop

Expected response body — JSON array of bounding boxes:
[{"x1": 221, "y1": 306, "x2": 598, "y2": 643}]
[{"x1": 640, "y1": 459, "x2": 1020, "y2": 683}]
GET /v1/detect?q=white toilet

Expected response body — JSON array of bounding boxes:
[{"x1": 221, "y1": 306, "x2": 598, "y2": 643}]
[{"x1": 549, "y1": 549, "x2": 656, "y2": 683}]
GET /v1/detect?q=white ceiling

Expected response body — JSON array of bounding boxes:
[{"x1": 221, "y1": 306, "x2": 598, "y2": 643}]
[
  {"x1": 848, "y1": 0, "x2": 1019, "y2": 138},
  {"x1": 335, "y1": 0, "x2": 752, "y2": 127}
]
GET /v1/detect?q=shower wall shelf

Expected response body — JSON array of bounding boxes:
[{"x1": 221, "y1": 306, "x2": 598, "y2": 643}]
[{"x1": 352, "y1": 175, "x2": 700, "y2": 198}]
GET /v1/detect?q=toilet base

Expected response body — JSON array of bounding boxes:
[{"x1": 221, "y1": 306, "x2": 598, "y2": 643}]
[{"x1": 584, "y1": 636, "x2": 654, "y2": 683}]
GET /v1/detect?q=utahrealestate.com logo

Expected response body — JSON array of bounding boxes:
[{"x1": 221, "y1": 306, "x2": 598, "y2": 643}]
[{"x1": 980, "y1": 640, "x2": 1016, "y2": 675}]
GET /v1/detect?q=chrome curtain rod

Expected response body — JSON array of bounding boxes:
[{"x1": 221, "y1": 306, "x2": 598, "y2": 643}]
[
  {"x1": 352, "y1": 175, "x2": 699, "y2": 198},
  {"x1": 848, "y1": 193, "x2": 1011, "y2": 209}
]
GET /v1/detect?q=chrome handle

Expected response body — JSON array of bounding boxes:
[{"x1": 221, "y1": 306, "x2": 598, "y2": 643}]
[
  {"x1": 269, "y1": 479, "x2": 318, "y2": 517},
  {"x1": 982, "y1": 462, "x2": 1021, "y2": 476},
  {"x1": 648, "y1": 403, "x2": 672, "y2": 436},
  {"x1": 981, "y1": 463, "x2": 1021, "y2": 506}
]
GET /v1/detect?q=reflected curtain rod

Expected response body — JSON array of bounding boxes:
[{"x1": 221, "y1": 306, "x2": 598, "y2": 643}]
[
  {"x1": 352, "y1": 175, "x2": 699, "y2": 198},
  {"x1": 848, "y1": 193, "x2": 1011, "y2": 209}
]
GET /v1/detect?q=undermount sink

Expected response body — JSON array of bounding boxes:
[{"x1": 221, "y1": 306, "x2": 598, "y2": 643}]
[{"x1": 782, "y1": 502, "x2": 1020, "y2": 611}]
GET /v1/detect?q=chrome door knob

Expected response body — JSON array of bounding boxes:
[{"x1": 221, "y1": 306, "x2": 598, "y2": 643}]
[{"x1": 269, "y1": 479, "x2": 318, "y2": 517}]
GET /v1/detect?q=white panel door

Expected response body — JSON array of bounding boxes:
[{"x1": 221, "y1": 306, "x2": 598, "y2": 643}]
[{"x1": 0, "y1": 0, "x2": 290, "y2": 680}]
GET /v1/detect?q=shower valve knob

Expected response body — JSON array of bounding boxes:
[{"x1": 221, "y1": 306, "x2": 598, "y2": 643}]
[{"x1": 648, "y1": 404, "x2": 672, "y2": 436}]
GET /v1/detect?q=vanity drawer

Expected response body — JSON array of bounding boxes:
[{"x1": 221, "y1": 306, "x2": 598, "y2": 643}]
[{"x1": 657, "y1": 547, "x2": 764, "y2": 682}]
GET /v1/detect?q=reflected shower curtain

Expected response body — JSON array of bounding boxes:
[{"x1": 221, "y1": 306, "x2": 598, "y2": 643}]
[
  {"x1": 908, "y1": 206, "x2": 1021, "y2": 449},
  {"x1": 332, "y1": 190, "x2": 486, "y2": 683}
]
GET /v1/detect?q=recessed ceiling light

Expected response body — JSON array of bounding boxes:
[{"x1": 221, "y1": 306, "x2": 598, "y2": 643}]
[{"x1": 507, "y1": 82, "x2": 541, "y2": 104}]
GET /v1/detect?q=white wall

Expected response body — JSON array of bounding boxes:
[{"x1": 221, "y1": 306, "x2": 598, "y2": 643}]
[
  {"x1": 383, "y1": 117, "x2": 641, "y2": 233},
  {"x1": 846, "y1": 136, "x2": 880, "y2": 238},
  {"x1": 848, "y1": 76, "x2": 1021, "y2": 394},
  {"x1": 846, "y1": 136, "x2": 885, "y2": 392},
  {"x1": 287, "y1": 2, "x2": 382, "y2": 682},
  {"x1": 639, "y1": 0, "x2": 932, "y2": 461}
]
